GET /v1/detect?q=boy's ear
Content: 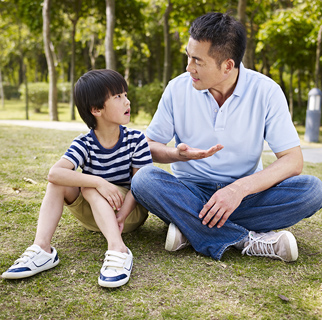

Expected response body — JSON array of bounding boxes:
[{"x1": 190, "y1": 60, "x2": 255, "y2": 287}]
[{"x1": 91, "y1": 107, "x2": 101, "y2": 117}]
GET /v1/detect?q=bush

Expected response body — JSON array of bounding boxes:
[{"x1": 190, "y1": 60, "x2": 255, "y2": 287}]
[
  {"x1": 58, "y1": 82, "x2": 71, "y2": 103},
  {"x1": 135, "y1": 80, "x2": 163, "y2": 117},
  {"x1": 19, "y1": 82, "x2": 72, "y2": 113},
  {"x1": 3, "y1": 84, "x2": 20, "y2": 99},
  {"x1": 19, "y1": 82, "x2": 49, "y2": 113}
]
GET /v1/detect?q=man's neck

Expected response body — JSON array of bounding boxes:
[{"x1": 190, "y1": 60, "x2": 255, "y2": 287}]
[{"x1": 209, "y1": 68, "x2": 239, "y2": 107}]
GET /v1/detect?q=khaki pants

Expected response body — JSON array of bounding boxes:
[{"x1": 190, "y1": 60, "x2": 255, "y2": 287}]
[{"x1": 65, "y1": 185, "x2": 148, "y2": 233}]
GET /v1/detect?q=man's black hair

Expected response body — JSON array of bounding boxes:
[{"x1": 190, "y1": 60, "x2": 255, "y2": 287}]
[
  {"x1": 74, "y1": 69, "x2": 128, "y2": 129},
  {"x1": 189, "y1": 12, "x2": 247, "y2": 68}
]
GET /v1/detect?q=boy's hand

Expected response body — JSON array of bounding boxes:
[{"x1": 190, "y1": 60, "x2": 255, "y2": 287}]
[
  {"x1": 116, "y1": 212, "x2": 126, "y2": 233},
  {"x1": 96, "y1": 181, "x2": 124, "y2": 210}
]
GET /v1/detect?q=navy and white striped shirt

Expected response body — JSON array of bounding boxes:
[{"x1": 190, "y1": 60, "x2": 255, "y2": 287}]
[{"x1": 63, "y1": 125, "x2": 152, "y2": 188}]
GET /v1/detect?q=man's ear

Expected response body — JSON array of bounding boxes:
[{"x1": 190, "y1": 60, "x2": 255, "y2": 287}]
[
  {"x1": 91, "y1": 107, "x2": 101, "y2": 117},
  {"x1": 223, "y1": 59, "x2": 235, "y2": 74}
]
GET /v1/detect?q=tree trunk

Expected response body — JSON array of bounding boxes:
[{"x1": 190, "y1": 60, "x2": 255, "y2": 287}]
[
  {"x1": 70, "y1": 20, "x2": 77, "y2": 120},
  {"x1": 279, "y1": 65, "x2": 286, "y2": 95},
  {"x1": 289, "y1": 66, "x2": 294, "y2": 119},
  {"x1": 42, "y1": 0, "x2": 58, "y2": 121},
  {"x1": 105, "y1": 0, "x2": 116, "y2": 70},
  {"x1": 124, "y1": 37, "x2": 133, "y2": 85},
  {"x1": 89, "y1": 33, "x2": 96, "y2": 69},
  {"x1": 297, "y1": 69, "x2": 302, "y2": 111},
  {"x1": 315, "y1": 25, "x2": 322, "y2": 89},
  {"x1": 0, "y1": 68, "x2": 4, "y2": 109},
  {"x1": 163, "y1": 0, "x2": 172, "y2": 89},
  {"x1": 23, "y1": 62, "x2": 29, "y2": 120}
]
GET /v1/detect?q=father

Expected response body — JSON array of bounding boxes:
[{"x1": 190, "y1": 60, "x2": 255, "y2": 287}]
[{"x1": 131, "y1": 12, "x2": 322, "y2": 262}]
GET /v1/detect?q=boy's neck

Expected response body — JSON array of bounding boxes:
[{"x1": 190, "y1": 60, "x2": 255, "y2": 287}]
[{"x1": 94, "y1": 124, "x2": 121, "y2": 149}]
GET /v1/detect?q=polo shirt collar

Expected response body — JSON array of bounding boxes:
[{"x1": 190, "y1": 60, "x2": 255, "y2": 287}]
[{"x1": 233, "y1": 62, "x2": 246, "y2": 97}]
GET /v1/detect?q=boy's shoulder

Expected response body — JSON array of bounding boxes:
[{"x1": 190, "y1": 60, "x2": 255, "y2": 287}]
[{"x1": 121, "y1": 125, "x2": 145, "y2": 137}]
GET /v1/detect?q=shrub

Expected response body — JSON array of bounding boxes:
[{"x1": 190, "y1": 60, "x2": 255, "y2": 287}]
[
  {"x1": 3, "y1": 84, "x2": 20, "y2": 100},
  {"x1": 135, "y1": 80, "x2": 163, "y2": 117},
  {"x1": 19, "y1": 82, "x2": 72, "y2": 113},
  {"x1": 58, "y1": 82, "x2": 71, "y2": 103},
  {"x1": 19, "y1": 82, "x2": 49, "y2": 113}
]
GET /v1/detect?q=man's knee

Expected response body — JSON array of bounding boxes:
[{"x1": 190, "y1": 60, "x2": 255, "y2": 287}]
[{"x1": 291, "y1": 175, "x2": 322, "y2": 211}]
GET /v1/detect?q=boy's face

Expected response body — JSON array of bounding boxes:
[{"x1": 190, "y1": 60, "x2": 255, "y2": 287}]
[{"x1": 100, "y1": 92, "x2": 131, "y2": 126}]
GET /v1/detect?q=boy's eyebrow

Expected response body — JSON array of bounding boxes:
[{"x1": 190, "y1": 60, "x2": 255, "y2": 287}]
[{"x1": 185, "y1": 47, "x2": 204, "y2": 61}]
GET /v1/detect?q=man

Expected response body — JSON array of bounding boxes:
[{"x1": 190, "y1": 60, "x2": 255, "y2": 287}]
[{"x1": 131, "y1": 12, "x2": 322, "y2": 262}]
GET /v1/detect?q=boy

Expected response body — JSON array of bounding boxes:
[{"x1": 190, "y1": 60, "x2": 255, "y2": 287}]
[{"x1": 2, "y1": 69, "x2": 152, "y2": 288}]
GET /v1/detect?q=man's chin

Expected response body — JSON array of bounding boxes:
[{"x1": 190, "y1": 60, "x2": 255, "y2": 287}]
[{"x1": 192, "y1": 81, "x2": 204, "y2": 91}]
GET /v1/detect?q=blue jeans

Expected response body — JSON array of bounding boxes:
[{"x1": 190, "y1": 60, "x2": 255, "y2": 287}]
[{"x1": 131, "y1": 166, "x2": 322, "y2": 260}]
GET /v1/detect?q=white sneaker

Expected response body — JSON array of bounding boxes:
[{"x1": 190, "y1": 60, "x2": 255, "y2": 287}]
[
  {"x1": 241, "y1": 231, "x2": 298, "y2": 262},
  {"x1": 98, "y1": 248, "x2": 133, "y2": 288},
  {"x1": 2, "y1": 244, "x2": 59, "y2": 279},
  {"x1": 165, "y1": 223, "x2": 190, "y2": 251}
]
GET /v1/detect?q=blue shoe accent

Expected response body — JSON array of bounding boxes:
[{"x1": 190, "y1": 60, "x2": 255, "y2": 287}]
[
  {"x1": 32, "y1": 258, "x2": 51, "y2": 268},
  {"x1": 7, "y1": 267, "x2": 31, "y2": 273},
  {"x1": 99, "y1": 273, "x2": 127, "y2": 282}
]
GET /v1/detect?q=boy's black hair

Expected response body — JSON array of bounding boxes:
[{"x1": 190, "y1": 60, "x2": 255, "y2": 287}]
[
  {"x1": 74, "y1": 69, "x2": 128, "y2": 129},
  {"x1": 189, "y1": 12, "x2": 247, "y2": 68}
]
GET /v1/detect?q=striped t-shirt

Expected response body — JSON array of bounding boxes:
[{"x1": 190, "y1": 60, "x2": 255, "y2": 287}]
[{"x1": 62, "y1": 125, "x2": 152, "y2": 188}]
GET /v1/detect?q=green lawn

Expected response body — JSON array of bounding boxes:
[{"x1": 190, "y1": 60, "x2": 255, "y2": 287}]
[{"x1": 0, "y1": 105, "x2": 322, "y2": 319}]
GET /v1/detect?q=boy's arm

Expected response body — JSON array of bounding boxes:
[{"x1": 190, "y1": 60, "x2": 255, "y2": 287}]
[
  {"x1": 116, "y1": 168, "x2": 140, "y2": 232},
  {"x1": 48, "y1": 158, "x2": 124, "y2": 210}
]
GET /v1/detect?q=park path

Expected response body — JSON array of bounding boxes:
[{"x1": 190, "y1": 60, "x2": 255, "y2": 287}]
[{"x1": 1, "y1": 119, "x2": 322, "y2": 163}]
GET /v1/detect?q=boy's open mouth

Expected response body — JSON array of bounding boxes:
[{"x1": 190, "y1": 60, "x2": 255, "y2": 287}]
[{"x1": 124, "y1": 108, "x2": 131, "y2": 115}]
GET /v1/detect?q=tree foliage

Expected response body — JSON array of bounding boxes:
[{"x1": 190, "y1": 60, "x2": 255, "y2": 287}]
[{"x1": 0, "y1": 0, "x2": 322, "y2": 123}]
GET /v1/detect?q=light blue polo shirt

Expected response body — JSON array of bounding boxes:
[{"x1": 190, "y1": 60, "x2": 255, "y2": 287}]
[{"x1": 147, "y1": 63, "x2": 300, "y2": 183}]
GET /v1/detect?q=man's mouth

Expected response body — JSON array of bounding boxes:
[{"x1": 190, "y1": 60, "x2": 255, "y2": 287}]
[{"x1": 191, "y1": 75, "x2": 199, "y2": 82}]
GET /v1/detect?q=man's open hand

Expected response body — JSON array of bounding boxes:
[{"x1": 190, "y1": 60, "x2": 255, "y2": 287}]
[{"x1": 177, "y1": 143, "x2": 224, "y2": 161}]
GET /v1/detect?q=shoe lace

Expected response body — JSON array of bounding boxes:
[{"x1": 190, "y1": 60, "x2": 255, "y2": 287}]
[
  {"x1": 15, "y1": 246, "x2": 40, "y2": 264},
  {"x1": 102, "y1": 251, "x2": 126, "y2": 270},
  {"x1": 242, "y1": 234, "x2": 278, "y2": 258}
]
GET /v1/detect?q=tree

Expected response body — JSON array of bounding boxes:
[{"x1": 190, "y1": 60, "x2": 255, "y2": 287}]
[
  {"x1": 42, "y1": 0, "x2": 58, "y2": 121},
  {"x1": 315, "y1": 25, "x2": 322, "y2": 89},
  {"x1": 105, "y1": 0, "x2": 115, "y2": 70},
  {"x1": 62, "y1": 0, "x2": 83, "y2": 120},
  {"x1": 162, "y1": 0, "x2": 173, "y2": 88}
]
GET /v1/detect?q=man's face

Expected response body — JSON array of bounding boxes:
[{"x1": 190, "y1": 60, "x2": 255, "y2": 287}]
[{"x1": 185, "y1": 37, "x2": 226, "y2": 91}]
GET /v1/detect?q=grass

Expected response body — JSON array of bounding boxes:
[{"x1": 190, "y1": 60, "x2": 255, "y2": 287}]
[
  {"x1": 0, "y1": 99, "x2": 83, "y2": 122},
  {"x1": 0, "y1": 103, "x2": 322, "y2": 319}
]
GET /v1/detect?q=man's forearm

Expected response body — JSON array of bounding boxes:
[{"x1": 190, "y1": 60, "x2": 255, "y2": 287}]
[
  {"x1": 232, "y1": 146, "x2": 303, "y2": 198},
  {"x1": 148, "y1": 140, "x2": 179, "y2": 163}
]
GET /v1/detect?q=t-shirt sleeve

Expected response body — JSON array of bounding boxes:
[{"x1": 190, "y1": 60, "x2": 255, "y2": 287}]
[
  {"x1": 264, "y1": 85, "x2": 300, "y2": 153},
  {"x1": 146, "y1": 84, "x2": 175, "y2": 144},
  {"x1": 62, "y1": 135, "x2": 88, "y2": 170},
  {"x1": 132, "y1": 132, "x2": 153, "y2": 168}
]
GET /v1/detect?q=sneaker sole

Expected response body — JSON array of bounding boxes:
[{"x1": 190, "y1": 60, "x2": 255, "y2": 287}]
[
  {"x1": 98, "y1": 275, "x2": 130, "y2": 288},
  {"x1": 165, "y1": 223, "x2": 177, "y2": 251},
  {"x1": 2, "y1": 258, "x2": 60, "y2": 279}
]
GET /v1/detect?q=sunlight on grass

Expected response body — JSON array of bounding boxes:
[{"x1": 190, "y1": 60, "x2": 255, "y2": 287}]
[{"x1": 1, "y1": 104, "x2": 322, "y2": 319}]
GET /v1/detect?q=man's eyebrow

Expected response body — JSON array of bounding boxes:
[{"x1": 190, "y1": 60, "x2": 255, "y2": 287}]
[{"x1": 185, "y1": 47, "x2": 204, "y2": 61}]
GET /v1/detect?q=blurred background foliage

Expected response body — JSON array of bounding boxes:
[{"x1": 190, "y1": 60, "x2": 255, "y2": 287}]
[{"x1": 0, "y1": 0, "x2": 322, "y2": 124}]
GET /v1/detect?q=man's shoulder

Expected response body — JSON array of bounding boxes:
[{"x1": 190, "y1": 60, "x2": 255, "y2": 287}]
[
  {"x1": 244, "y1": 67, "x2": 278, "y2": 88},
  {"x1": 168, "y1": 72, "x2": 191, "y2": 87}
]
